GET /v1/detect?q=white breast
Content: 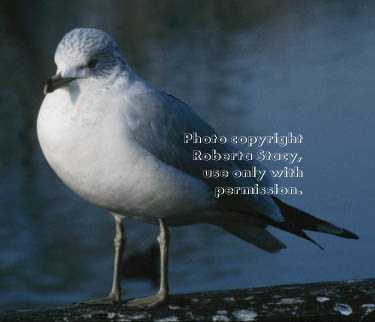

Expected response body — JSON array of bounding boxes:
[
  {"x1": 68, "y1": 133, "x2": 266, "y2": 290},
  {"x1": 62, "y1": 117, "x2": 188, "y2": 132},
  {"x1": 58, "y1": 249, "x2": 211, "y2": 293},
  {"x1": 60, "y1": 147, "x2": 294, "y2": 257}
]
[{"x1": 37, "y1": 87, "x2": 213, "y2": 222}]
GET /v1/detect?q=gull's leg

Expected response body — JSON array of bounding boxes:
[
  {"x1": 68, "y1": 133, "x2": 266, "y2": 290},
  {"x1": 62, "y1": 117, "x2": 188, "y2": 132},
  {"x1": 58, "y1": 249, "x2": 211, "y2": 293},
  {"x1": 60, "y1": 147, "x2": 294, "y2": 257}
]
[
  {"x1": 108, "y1": 216, "x2": 126, "y2": 300},
  {"x1": 75, "y1": 216, "x2": 126, "y2": 305},
  {"x1": 126, "y1": 218, "x2": 170, "y2": 308}
]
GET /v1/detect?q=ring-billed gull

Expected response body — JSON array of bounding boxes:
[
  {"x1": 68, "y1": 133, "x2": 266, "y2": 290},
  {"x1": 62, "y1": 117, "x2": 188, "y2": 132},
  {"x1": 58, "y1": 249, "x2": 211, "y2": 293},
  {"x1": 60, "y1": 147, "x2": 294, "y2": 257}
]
[{"x1": 37, "y1": 28, "x2": 358, "y2": 308}]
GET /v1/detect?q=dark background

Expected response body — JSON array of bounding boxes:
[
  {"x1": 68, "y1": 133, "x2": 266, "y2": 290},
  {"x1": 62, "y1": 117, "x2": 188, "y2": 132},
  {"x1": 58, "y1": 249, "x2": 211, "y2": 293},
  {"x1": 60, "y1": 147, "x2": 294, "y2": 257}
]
[{"x1": 1, "y1": 0, "x2": 374, "y2": 310}]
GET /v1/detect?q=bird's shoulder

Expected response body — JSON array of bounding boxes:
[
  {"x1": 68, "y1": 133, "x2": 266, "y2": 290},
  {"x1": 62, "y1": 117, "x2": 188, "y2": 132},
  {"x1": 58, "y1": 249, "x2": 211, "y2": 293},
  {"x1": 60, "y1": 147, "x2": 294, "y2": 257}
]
[{"x1": 116, "y1": 78, "x2": 213, "y2": 148}]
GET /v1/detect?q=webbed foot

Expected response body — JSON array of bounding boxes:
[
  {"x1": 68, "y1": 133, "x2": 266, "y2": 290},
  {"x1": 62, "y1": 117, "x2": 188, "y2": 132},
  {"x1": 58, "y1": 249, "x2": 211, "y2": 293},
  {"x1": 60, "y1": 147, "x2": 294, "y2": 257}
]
[
  {"x1": 73, "y1": 293, "x2": 121, "y2": 306},
  {"x1": 126, "y1": 291, "x2": 167, "y2": 309}
]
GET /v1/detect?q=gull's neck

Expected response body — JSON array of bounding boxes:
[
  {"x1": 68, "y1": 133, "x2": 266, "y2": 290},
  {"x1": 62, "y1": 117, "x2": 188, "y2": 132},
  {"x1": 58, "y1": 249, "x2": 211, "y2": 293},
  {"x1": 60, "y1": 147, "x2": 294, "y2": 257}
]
[{"x1": 105, "y1": 64, "x2": 135, "y2": 90}]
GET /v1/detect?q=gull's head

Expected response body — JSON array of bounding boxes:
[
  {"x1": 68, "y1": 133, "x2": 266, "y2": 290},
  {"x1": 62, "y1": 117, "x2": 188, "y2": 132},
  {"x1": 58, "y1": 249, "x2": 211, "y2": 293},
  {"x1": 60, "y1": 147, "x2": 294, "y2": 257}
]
[{"x1": 44, "y1": 28, "x2": 127, "y2": 95}]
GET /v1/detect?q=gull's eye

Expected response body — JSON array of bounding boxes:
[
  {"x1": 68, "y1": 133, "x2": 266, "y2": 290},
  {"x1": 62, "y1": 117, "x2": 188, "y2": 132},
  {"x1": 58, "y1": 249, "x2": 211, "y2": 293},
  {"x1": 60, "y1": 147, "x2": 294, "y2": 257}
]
[{"x1": 88, "y1": 59, "x2": 98, "y2": 68}]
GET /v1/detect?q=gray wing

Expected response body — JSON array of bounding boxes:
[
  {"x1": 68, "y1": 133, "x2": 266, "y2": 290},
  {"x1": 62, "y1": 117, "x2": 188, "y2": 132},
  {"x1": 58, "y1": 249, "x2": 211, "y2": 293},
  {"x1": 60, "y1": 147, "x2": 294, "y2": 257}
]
[{"x1": 124, "y1": 89, "x2": 283, "y2": 222}]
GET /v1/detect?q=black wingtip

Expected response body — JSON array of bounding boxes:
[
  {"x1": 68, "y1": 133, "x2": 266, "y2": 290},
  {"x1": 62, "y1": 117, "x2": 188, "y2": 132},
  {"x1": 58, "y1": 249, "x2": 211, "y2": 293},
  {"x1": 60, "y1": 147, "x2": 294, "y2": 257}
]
[
  {"x1": 271, "y1": 196, "x2": 359, "y2": 241},
  {"x1": 294, "y1": 229, "x2": 325, "y2": 251},
  {"x1": 341, "y1": 229, "x2": 359, "y2": 240},
  {"x1": 308, "y1": 235, "x2": 325, "y2": 251}
]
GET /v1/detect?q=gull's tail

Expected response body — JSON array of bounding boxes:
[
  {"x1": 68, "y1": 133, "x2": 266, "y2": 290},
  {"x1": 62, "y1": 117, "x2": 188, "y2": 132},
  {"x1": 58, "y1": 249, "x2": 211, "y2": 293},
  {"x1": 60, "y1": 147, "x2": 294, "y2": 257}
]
[
  {"x1": 269, "y1": 197, "x2": 359, "y2": 250},
  {"x1": 218, "y1": 223, "x2": 287, "y2": 253}
]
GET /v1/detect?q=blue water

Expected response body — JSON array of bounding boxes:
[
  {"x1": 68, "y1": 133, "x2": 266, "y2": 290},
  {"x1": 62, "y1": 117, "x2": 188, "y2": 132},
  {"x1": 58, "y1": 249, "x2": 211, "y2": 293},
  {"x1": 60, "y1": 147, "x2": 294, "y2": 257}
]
[{"x1": 1, "y1": 0, "x2": 374, "y2": 310}]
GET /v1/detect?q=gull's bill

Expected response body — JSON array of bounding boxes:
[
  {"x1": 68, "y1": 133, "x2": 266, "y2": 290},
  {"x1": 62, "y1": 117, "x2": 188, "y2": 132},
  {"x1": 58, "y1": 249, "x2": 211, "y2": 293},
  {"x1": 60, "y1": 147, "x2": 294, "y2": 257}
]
[{"x1": 44, "y1": 73, "x2": 76, "y2": 95}]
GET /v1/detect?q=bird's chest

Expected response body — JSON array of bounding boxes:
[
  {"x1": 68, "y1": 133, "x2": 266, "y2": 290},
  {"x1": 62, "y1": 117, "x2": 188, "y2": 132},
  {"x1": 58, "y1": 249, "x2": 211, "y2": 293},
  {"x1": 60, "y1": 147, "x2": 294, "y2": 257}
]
[{"x1": 37, "y1": 91, "x2": 140, "y2": 207}]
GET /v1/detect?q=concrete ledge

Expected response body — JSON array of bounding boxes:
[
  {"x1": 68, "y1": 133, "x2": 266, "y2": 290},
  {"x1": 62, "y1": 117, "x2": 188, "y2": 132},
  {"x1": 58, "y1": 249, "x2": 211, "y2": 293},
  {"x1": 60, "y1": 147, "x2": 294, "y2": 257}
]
[{"x1": 1, "y1": 278, "x2": 375, "y2": 321}]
